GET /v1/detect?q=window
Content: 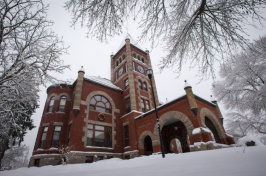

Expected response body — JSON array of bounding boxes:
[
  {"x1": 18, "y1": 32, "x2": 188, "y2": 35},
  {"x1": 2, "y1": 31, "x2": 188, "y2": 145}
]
[
  {"x1": 137, "y1": 55, "x2": 140, "y2": 61},
  {"x1": 126, "y1": 98, "x2": 131, "y2": 113},
  {"x1": 89, "y1": 95, "x2": 112, "y2": 113},
  {"x1": 133, "y1": 62, "x2": 135, "y2": 71},
  {"x1": 123, "y1": 54, "x2": 126, "y2": 60},
  {"x1": 133, "y1": 53, "x2": 136, "y2": 59},
  {"x1": 39, "y1": 127, "x2": 48, "y2": 149},
  {"x1": 146, "y1": 100, "x2": 150, "y2": 111},
  {"x1": 116, "y1": 60, "x2": 119, "y2": 67},
  {"x1": 86, "y1": 124, "x2": 112, "y2": 148},
  {"x1": 119, "y1": 57, "x2": 122, "y2": 63},
  {"x1": 142, "y1": 58, "x2": 145, "y2": 63},
  {"x1": 143, "y1": 82, "x2": 147, "y2": 91},
  {"x1": 124, "y1": 125, "x2": 130, "y2": 147},
  {"x1": 139, "y1": 80, "x2": 142, "y2": 89},
  {"x1": 85, "y1": 156, "x2": 93, "y2": 163},
  {"x1": 34, "y1": 159, "x2": 40, "y2": 167},
  {"x1": 125, "y1": 63, "x2": 127, "y2": 72},
  {"x1": 51, "y1": 126, "x2": 61, "y2": 148},
  {"x1": 67, "y1": 124, "x2": 72, "y2": 146},
  {"x1": 125, "y1": 79, "x2": 129, "y2": 89},
  {"x1": 58, "y1": 96, "x2": 66, "y2": 112},
  {"x1": 141, "y1": 99, "x2": 145, "y2": 112},
  {"x1": 47, "y1": 97, "x2": 55, "y2": 113}
]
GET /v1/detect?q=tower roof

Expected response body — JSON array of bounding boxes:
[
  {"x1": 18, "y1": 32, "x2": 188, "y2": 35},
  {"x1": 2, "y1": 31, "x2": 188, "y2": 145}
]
[{"x1": 116, "y1": 33, "x2": 144, "y2": 53}]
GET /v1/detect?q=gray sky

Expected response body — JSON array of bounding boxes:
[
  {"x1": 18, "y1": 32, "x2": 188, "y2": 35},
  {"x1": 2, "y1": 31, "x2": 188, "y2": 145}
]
[{"x1": 23, "y1": 1, "x2": 266, "y2": 158}]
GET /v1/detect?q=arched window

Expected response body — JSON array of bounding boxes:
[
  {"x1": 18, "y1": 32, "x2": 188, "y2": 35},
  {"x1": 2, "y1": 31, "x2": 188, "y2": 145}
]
[
  {"x1": 143, "y1": 82, "x2": 147, "y2": 91},
  {"x1": 142, "y1": 58, "x2": 145, "y2": 63},
  {"x1": 119, "y1": 57, "x2": 122, "y2": 63},
  {"x1": 123, "y1": 54, "x2": 126, "y2": 60},
  {"x1": 116, "y1": 60, "x2": 119, "y2": 67},
  {"x1": 47, "y1": 96, "x2": 55, "y2": 113},
  {"x1": 133, "y1": 53, "x2": 136, "y2": 59},
  {"x1": 139, "y1": 80, "x2": 142, "y2": 89},
  {"x1": 89, "y1": 95, "x2": 112, "y2": 113},
  {"x1": 137, "y1": 55, "x2": 140, "y2": 61},
  {"x1": 58, "y1": 96, "x2": 66, "y2": 112}
]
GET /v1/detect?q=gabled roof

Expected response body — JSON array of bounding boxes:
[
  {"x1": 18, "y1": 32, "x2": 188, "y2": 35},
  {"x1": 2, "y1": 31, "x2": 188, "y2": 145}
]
[
  {"x1": 84, "y1": 75, "x2": 123, "y2": 91},
  {"x1": 114, "y1": 34, "x2": 145, "y2": 56}
]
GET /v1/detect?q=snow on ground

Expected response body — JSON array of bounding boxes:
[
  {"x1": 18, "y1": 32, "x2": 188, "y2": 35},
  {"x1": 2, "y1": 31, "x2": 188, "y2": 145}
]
[{"x1": 2, "y1": 146, "x2": 266, "y2": 176}]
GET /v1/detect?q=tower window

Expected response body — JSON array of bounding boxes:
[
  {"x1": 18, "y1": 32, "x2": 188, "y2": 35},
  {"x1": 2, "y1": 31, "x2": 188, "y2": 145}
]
[
  {"x1": 47, "y1": 96, "x2": 55, "y2": 113},
  {"x1": 39, "y1": 127, "x2": 48, "y2": 149},
  {"x1": 139, "y1": 80, "x2": 142, "y2": 89},
  {"x1": 86, "y1": 124, "x2": 112, "y2": 148},
  {"x1": 123, "y1": 54, "x2": 126, "y2": 60},
  {"x1": 126, "y1": 98, "x2": 131, "y2": 113},
  {"x1": 137, "y1": 55, "x2": 140, "y2": 61},
  {"x1": 58, "y1": 96, "x2": 66, "y2": 112},
  {"x1": 125, "y1": 79, "x2": 129, "y2": 90},
  {"x1": 51, "y1": 126, "x2": 61, "y2": 148},
  {"x1": 119, "y1": 57, "x2": 122, "y2": 63},
  {"x1": 143, "y1": 82, "x2": 147, "y2": 91},
  {"x1": 141, "y1": 99, "x2": 145, "y2": 112},
  {"x1": 89, "y1": 95, "x2": 112, "y2": 113},
  {"x1": 142, "y1": 58, "x2": 145, "y2": 63},
  {"x1": 133, "y1": 62, "x2": 135, "y2": 71},
  {"x1": 146, "y1": 100, "x2": 150, "y2": 111},
  {"x1": 116, "y1": 60, "x2": 119, "y2": 67},
  {"x1": 124, "y1": 125, "x2": 130, "y2": 147}
]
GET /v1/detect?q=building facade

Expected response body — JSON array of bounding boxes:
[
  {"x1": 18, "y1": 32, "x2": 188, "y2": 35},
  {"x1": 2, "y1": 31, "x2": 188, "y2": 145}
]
[{"x1": 29, "y1": 35, "x2": 234, "y2": 167}]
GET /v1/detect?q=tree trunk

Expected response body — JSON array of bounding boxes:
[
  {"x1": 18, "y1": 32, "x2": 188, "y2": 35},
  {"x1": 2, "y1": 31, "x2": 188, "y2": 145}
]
[{"x1": 0, "y1": 128, "x2": 13, "y2": 169}]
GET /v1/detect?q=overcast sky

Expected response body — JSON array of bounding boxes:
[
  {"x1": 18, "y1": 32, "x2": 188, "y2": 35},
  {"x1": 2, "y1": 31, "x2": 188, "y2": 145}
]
[{"x1": 22, "y1": 1, "x2": 266, "y2": 157}]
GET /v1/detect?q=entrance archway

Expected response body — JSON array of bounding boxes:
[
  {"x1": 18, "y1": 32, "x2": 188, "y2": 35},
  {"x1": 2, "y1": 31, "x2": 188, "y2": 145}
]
[
  {"x1": 205, "y1": 117, "x2": 221, "y2": 143},
  {"x1": 161, "y1": 119, "x2": 189, "y2": 153},
  {"x1": 144, "y1": 136, "x2": 153, "y2": 155}
]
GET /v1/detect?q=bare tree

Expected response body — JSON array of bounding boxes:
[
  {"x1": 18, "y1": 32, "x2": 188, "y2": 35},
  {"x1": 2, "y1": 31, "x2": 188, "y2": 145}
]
[
  {"x1": 0, "y1": 0, "x2": 69, "y2": 168},
  {"x1": 213, "y1": 36, "x2": 266, "y2": 143},
  {"x1": 58, "y1": 145, "x2": 75, "y2": 165},
  {"x1": 65, "y1": 0, "x2": 265, "y2": 77}
]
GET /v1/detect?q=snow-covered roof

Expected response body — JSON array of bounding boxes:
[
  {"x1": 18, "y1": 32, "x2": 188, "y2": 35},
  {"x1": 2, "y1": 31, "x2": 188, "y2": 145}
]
[
  {"x1": 84, "y1": 75, "x2": 122, "y2": 91},
  {"x1": 116, "y1": 33, "x2": 144, "y2": 53}
]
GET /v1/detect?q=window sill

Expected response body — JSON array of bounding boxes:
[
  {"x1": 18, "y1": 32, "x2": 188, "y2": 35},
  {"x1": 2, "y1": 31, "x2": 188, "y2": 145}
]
[
  {"x1": 85, "y1": 146, "x2": 113, "y2": 150},
  {"x1": 56, "y1": 112, "x2": 65, "y2": 114},
  {"x1": 124, "y1": 146, "x2": 131, "y2": 149}
]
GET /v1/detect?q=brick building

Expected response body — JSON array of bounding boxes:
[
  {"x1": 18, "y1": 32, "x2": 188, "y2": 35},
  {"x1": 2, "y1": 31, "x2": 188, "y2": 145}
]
[{"x1": 29, "y1": 35, "x2": 234, "y2": 167}]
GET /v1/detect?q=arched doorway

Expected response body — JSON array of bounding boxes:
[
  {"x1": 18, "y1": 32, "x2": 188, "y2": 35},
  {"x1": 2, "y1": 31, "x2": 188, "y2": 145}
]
[
  {"x1": 144, "y1": 136, "x2": 153, "y2": 155},
  {"x1": 161, "y1": 119, "x2": 189, "y2": 153},
  {"x1": 205, "y1": 116, "x2": 221, "y2": 143}
]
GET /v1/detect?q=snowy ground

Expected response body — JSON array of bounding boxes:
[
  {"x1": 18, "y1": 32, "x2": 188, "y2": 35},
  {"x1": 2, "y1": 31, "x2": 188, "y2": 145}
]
[{"x1": 2, "y1": 146, "x2": 266, "y2": 176}]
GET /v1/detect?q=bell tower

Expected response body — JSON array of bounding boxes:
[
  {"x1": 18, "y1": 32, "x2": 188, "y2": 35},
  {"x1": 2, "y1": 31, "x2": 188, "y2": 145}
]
[{"x1": 110, "y1": 34, "x2": 159, "y2": 114}]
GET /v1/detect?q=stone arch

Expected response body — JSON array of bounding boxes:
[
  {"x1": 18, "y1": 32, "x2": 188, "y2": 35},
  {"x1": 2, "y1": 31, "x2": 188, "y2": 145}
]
[
  {"x1": 200, "y1": 108, "x2": 225, "y2": 139},
  {"x1": 58, "y1": 93, "x2": 71, "y2": 101},
  {"x1": 138, "y1": 130, "x2": 158, "y2": 150},
  {"x1": 153, "y1": 111, "x2": 194, "y2": 138},
  {"x1": 46, "y1": 93, "x2": 58, "y2": 102}
]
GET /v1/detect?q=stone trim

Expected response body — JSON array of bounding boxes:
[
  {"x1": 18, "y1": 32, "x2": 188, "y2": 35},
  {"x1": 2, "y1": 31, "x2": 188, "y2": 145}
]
[
  {"x1": 153, "y1": 111, "x2": 194, "y2": 139},
  {"x1": 53, "y1": 122, "x2": 63, "y2": 126},
  {"x1": 200, "y1": 108, "x2": 226, "y2": 139}
]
